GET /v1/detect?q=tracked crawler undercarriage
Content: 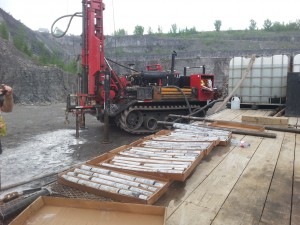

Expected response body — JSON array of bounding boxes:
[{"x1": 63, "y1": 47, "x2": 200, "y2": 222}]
[{"x1": 116, "y1": 103, "x2": 207, "y2": 134}]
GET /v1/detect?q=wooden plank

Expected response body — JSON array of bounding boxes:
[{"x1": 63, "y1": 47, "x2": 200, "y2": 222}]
[
  {"x1": 251, "y1": 110, "x2": 272, "y2": 118},
  {"x1": 209, "y1": 109, "x2": 269, "y2": 123},
  {"x1": 211, "y1": 131, "x2": 284, "y2": 225},
  {"x1": 208, "y1": 109, "x2": 229, "y2": 120},
  {"x1": 158, "y1": 134, "x2": 244, "y2": 218},
  {"x1": 166, "y1": 135, "x2": 263, "y2": 225},
  {"x1": 231, "y1": 109, "x2": 253, "y2": 122},
  {"x1": 233, "y1": 109, "x2": 271, "y2": 122},
  {"x1": 208, "y1": 109, "x2": 248, "y2": 122},
  {"x1": 242, "y1": 115, "x2": 289, "y2": 126},
  {"x1": 288, "y1": 117, "x2": 298, "y2": 128},
  {"x1": 209, "y1": 121, "x2": 265, "y2": 132},
  {"x1": 259, "y1": 132, "x2": 295, "y2": 224},
  {"x1": 185, "y1": 116, "x2": 299, "y2": 135},
  {"x1": 263, "y1": 110, "x2": 273, "y2": 116},
  {"x1": 208, "y1": 109, "x2": 233, "y2": 120},
  {"x1": 220, "y1": 109, "x2": 247, "y2": 121},
  {"x1": 221, "y1": 110, "x2": 248, "y2": 122},
  {"x1": 292, "y1": 134, "x2": 300, "y2": 225}
]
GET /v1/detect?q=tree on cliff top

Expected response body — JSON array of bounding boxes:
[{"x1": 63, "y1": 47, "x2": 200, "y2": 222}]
[
  {"x1": 214, "y1": 20, "x2": 222, "y2": 32},
  {"x1": 133, "y1": 25, "x2": 144, "y2": 35},
  {"x1": 249, "y1": 19, "x2": 257, "y2": 30},
  {"x1": 263, "y1": 19, "x2": 272, "y2": 31}
]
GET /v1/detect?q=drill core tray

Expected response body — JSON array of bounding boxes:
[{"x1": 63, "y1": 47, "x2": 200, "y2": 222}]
[
  {"x1": 58, "y1": 163, "x2": 169, "y2": 205},
  {"x1": 87, "y1": 140, "x2": 212, "y2": 181}
]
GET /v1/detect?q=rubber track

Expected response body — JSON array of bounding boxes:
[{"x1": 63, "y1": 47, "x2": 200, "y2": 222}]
[{"x1": 119, "y1": 104, "x2": 201, "y2": 134}]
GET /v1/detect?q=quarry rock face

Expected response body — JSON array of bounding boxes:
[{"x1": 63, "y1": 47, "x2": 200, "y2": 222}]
[
  {"x1": 1, "y1": 8, "x2": 300, "y2": 103},
  {"x1": 0, "y1": 38, "x2": 76, "y2": 104}
]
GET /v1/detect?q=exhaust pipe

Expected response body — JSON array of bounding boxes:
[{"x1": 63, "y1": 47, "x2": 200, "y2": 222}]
[{"x1": 171, "y1": 51, "x2": 177, "y2": 76}]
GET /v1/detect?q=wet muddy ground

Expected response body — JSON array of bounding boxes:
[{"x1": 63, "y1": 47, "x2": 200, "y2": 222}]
[{"x1": 0, "y1": 103, "x2": 145, "y2": 195}]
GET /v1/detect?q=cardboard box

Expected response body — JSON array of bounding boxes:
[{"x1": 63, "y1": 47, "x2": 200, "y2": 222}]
[{"x1": 9, "y1": 196, "x2": 166, "y2": 225}]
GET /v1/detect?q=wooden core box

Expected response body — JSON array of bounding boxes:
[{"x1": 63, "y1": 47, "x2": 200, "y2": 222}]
[{"x1": 9, "y1": 196, "x2": 166, "y2": 225}]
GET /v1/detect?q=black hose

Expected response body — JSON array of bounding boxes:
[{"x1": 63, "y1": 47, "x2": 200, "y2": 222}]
[
  {"x1": 188, "y1": 99, "x2": 224, "y2": 116},
  {"x1": 163, "y1": 85, "x2": 192, "y2": 114},
  {"x1": 173, "y1": 99, "x2": 224, "y2": 123},
  {"x1": 51, "y1": 12, "x2": 82, "y2": 38},
  {"x1": 0, "y1": 189, "x2": 51, "y2": 221}
]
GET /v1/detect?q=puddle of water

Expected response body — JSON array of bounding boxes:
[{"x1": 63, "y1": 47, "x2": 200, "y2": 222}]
[{"x1": 0, "y1": 129, "x2": 86, "y2": 188}]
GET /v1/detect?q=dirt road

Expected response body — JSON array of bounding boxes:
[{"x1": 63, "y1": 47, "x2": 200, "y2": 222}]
[{"x1": 0, "y1": 103, "x2": 145, "y2": 193}]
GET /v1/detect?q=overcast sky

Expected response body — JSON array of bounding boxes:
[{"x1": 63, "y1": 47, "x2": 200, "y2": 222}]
[{"x1": 1, "y1": 0, "x2": 300, "y2": 35}]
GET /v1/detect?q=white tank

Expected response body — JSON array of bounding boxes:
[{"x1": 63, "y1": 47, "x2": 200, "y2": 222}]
[
  {"x1": 228, "y1": 55, "x2": 289, "y2": 104},
  {"x1": 294, "y1": 54, "x2": 300, "y2": 72}
]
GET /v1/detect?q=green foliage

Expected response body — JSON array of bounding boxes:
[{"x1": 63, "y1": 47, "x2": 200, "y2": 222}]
[
  {"x1": 169, "y1": 24, "x2": 178, "y2": 34},
  {"x1": 13, "y1": 26, "x2": 32, "y2": 57},
  {"x1": 186, "y1": 26, "x2": 197, "y2": 34},
  {"x1": 51, "y1": 52, "x2": 64, "y2": 68},
  {"x1": 147, "y1": 27, "x2": 153, "y2": 35},
  {"x1": 114, "y1": 28, "x2": 127, "y2": 36},
  {"x1": 178, "y1": 27, "x2": 197, "y2": 36},
  {"x1": 249, "y1": 19, "x2": 257, "y2": 31},
  {"x1": 214, "y1": 20, "x2": 222, "y2": 32},
  {"x1": 1, "y1": 22, "x2": 77, "y2": 73},
  {"x1": 263, "y1": 19, "x2": 272, "y2": 31},
  {"x1": 64, "y1": 59, "x2": 78, "y2": 73},
  {"x1": 157, "y1": 26, "x2": 163, "y2": 34},
  {"x1": 297, "y1": 19, "x2": 300, "y2": 29},
  {"x1": 35, "y1": 41, "x2": 77, "y2": 73},
  {"x1": 41, "y1": 52, "x2": 77, "y2": 73},
  {"x1": 200, "y1": 32, "x2": 223, "y2": 47},
  {"x1": 36, "y1": 41, "x2": 51, "y2": 64},
  {"x1": 23, "y1": 44, "x2": 32, "y2": 57},
  {"x1": 165, "y1": 26, "x2": 197, "y2": 38},
  {"x1": 263, "y1": 19, "x2": 300, "y2": 32},
  {"x1": 133, "y1": 25, "x2": 144, "y2": 35},
  {"x1": 285, "y1": 21, "x2": 299, "y2": 31},
  {"x1": 0, "y1": 22, "x2": 9, "y2": 40},
  {"x1": 271, "y1": 21, "x2": 285, "y2": 31}
]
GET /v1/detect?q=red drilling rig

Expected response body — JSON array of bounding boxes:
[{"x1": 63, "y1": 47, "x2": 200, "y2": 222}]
[{"x1": 54, "y1": 0, "x2": 217, "y2": 136}]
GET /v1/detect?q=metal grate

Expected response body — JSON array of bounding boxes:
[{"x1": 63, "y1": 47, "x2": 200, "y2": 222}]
[{"x1": 47, "y1": 181, "x2": 113, "y2": 202}]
